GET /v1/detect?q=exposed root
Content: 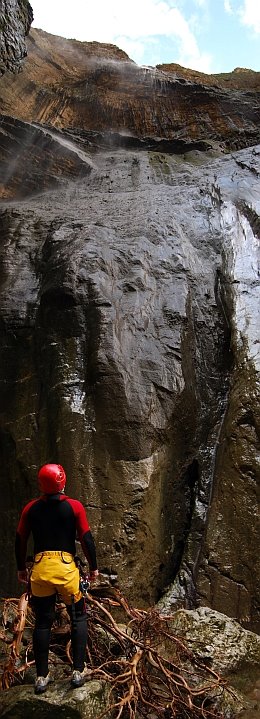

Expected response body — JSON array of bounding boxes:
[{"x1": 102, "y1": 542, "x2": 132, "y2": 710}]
[{"x1": 0, "y1": 588, "x2": 230, "y2": 717}]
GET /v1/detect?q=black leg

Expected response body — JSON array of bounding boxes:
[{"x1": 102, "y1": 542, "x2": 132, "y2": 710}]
[
  {"x1": 32, "y1": 594, "x2": 56, "y2": 677},
  {"x1": 66, "y1": 597, "x2": 87, "y2": 672}
]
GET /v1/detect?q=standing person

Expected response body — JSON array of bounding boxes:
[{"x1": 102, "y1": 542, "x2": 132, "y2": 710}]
[{"x1": 15, "y1": 463, "x2": 99, "y2": 694}]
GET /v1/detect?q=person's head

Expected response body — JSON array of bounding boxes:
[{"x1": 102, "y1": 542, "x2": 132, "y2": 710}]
[{"x1": 38, "y1": 463, "x2": 66, "y2": 495}]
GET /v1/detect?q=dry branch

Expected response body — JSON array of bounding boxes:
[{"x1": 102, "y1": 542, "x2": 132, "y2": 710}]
[{"x1": 0, "y1": 587, "x2": 229, "y2": 717}]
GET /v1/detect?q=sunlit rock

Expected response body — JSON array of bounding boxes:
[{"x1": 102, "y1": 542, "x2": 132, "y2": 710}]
[{"x1": 0, "y1": 27, "x2": 259, "y2": 151}]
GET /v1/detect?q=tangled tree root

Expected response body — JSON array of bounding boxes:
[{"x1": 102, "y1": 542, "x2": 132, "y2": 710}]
[{"x1": 0, "y1": 587, "x2": 234, "y2": 718}]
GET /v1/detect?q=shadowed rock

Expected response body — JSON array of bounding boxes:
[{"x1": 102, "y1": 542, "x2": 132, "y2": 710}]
[
  {"x1": 0, "y1": 678, "x2": 109, "y2": 718},
  {"x1": 0, "y1": 0, "x2": 33, "y2": 75},
  {"x1": 0, "y1": 115, "x2": 95, "y2": 198}
]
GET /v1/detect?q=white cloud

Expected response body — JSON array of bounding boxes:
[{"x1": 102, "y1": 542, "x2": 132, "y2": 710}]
[
  {"x1": 224, "y1": 0, "x2": 233, "y2": 13},
  {"x1": 31, "y1": 0, "x2": 213, "y2": 72},
  {"x1": 239, "y1": 0, "x2": 260, "y2": 33},
  {"x1": 115, "y1": 37, "x2": 147, "y2": 65},
  {"x1": 193, "y1": 0, "x2": 208, "y2": 7}
]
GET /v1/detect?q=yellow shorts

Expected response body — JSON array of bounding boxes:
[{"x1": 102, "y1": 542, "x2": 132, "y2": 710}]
[{"x1": 30, "y1": 551, "x2": 82, "y2": 604}]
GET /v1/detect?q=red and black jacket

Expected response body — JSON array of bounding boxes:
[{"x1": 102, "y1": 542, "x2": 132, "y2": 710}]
[{"x1": 15, "y1": 493, "x2": 98, "y2": 572}]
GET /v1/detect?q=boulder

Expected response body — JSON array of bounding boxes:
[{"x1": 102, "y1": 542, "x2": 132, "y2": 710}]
[
  {"x1": 163, "y1": 606, "x2": 260, "y2": 673},
  {"x1": 0, "y1": 679, "x2": 109, "y2": 718},
  {"x1": 158, "y1": 606, "x2": 260, "y2": 718}
]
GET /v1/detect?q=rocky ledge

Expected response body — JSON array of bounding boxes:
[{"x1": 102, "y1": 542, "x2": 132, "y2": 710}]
[
  {"x1": 0, "y1": 605, "x2": 260, "y2": 718},
  {"x1": 0, "y1": 27, "x2": 259, "y2": 151}
]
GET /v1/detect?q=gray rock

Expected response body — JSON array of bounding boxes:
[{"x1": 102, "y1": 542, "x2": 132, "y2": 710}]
[
  {"x1": 160, "y1": 606, "x2": 260, "y2": 673},
  {"x1": 0, "y1": 679, "x2": 109, "y2": 718},
  {"x1": 157, "y1": 606, "x2": 260, "y2": 718},
  {"x1": 0, "y1": 0, "x2": 33, "y2": 75},
  {"x1": 0, "y1": 117, "x2": 259, "y2": 629}
]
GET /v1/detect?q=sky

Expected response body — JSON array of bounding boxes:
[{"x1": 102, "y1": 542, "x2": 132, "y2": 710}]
[{"x1": 31, "y1": 0, "x2": 260, "y2": 74}]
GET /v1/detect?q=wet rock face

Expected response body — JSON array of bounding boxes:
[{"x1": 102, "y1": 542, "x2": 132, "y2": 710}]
[
  {"x1": 0, "y1": 27, "x2": 259, "y2": 151},
  {"x1": 0, "y1": 107, "x2": 259, "y2": 630},
  {"x1": 0, "y1": 0, "x2": 33, "y2": 75},
  {"x1": 0, "y1": 116, "x2": 94, "y2": 198},
  {"x1": 0, "y1": 28, "x2": 259, "y2": 629}
]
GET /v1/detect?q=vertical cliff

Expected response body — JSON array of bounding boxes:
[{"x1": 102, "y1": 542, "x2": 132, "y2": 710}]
[
  {"x1": 0, "y1": 112, "x2": 259, "y2": 629},
  {"x1": 0, "y1": 27, "x2": 259, "y2": 629}
]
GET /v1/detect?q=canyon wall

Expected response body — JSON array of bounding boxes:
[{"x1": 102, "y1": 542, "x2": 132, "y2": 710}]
[{"x1": 0, "y1": 28, "x2": 259, "y2": 630}]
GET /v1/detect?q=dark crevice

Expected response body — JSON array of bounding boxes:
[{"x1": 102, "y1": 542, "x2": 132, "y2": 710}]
[
  {"x1": 169, "y1": 459, "x2": 199, "y2": 582},
  {"x1": 40, "y1": 288, "x2": 77, "y2": 310},
  {"x1": 234, "y1": 158, "x2": 259, "y2": 178},
  {"x1": 214, "y1": 269, "x2": 233, "y2": 373},
  {"x1": 237, "y1": 201, "x2": 260, "y2": 239},
  {"x1": 50, "y1": 124, "x2": 212, "y2": 155},
  {"x1": 237, "y1": 409, "x2": 256, "y2": 428}
]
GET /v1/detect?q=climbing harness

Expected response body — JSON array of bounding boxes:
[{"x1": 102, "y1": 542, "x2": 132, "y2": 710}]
[{"x1": 75, "y1": 556, "x2": 90, "y2": 597}]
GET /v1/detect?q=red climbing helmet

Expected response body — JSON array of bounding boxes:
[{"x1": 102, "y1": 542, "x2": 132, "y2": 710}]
[{"x1": 38, "y1": 463, "x2": 66, "y2": 494}]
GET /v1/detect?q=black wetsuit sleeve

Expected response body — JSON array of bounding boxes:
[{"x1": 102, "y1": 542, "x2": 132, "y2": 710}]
[
  {"x1": 15, "y1": 500, "x2": 34, "y2": 570},
  {"x1": 67, "y1": 498, "x2": 98, "y2": 571},
  {"x1": 82, "y1": 530, "x2": 98, "y2": 571}
]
